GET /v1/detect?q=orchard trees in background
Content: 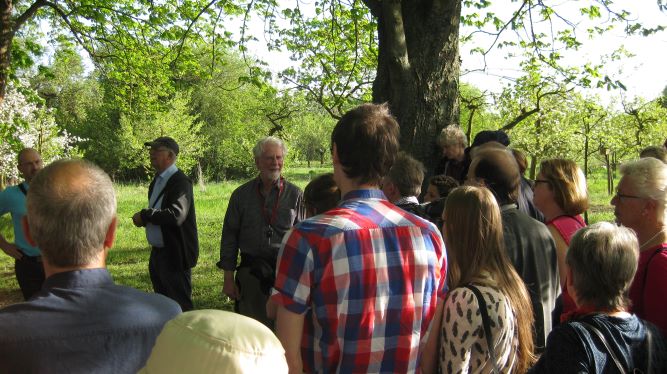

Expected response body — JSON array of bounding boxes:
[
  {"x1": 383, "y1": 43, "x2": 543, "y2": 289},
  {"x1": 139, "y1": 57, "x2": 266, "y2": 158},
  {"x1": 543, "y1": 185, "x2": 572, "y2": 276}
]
[
  {"x1": 459, "y1": 83, "x2": 496, "y2": 141},
  {"x1": 497, "y1": 64, "x2": 579, "y2": 178},
  {"x1": 283, "y1": 96, "x2": 336, "y2": 167},
  {"x1": 2, "y1": 0, "x2": 666, "y2": 185},
  {"x1": 264, "y1": 0, "x2": 462, "y2": 176},
  {"x1": 620, "y1": 98, "x2": 667, "y2": 150},
  {"x1": 276, "y1": 3, "x2": 376, "y2": 119},
  {"x1": 190, "y1": 50, "x2": 285, "y2": 180},
  {"x1": 0, "y1": 81, "x2": 79, "y2": 186},
  {"x1": 245, "y1": 0, "x2": 658, "y2": 180},
  {"x1": 0, "y1": 0, "x2": 246, "y2": 104},
  {"x1": 119, "y1": 92, "x2": 204, "y2": 177}
]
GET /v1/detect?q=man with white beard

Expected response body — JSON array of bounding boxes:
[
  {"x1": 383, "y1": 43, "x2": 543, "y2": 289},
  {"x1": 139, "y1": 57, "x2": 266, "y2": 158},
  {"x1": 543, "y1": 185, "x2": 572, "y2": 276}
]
[{"x1": 218, "y1": 136, "x2": 304, "y2": 327}]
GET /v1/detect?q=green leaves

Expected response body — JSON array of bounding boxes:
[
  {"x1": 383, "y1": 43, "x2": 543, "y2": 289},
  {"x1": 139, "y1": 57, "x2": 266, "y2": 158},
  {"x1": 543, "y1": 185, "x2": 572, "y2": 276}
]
[{"x1": 580, "y1": 5, "x2": 601, "y2": 20}]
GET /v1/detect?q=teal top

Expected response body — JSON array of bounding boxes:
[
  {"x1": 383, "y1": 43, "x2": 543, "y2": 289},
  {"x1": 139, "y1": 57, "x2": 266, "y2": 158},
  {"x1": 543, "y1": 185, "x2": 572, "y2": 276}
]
[{"x1": 0, "y1": 182, "x2": 41, "y2": 256}]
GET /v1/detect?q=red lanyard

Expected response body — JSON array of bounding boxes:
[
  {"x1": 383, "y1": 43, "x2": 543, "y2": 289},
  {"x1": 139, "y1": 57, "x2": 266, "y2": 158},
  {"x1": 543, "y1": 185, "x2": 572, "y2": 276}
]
[{"x1": 257, "y1": 177, "x2": 284, "y2": 226}]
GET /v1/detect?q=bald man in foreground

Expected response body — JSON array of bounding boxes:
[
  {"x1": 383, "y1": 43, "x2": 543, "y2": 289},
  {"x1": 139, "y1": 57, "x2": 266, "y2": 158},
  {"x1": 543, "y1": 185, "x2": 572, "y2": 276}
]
[
  {"x1": 0, "y1": 159, "x2": 181, "y2": 373},
  {"x1": 0, "y1": 148, "x2": 45, "y2": 299}
]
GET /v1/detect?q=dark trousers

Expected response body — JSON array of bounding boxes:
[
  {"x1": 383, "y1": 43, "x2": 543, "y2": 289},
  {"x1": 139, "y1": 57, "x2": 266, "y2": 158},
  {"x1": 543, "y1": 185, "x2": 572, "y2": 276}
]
[
  {"x1": 235, "y1": 266, "x2": 273, "y2": 329},
  {"x1": 15, "y1": 255, "x2": 45, "y2": 300},
  {"x1": 149, "y1": 247, "x2": 193, "y2": 311}
]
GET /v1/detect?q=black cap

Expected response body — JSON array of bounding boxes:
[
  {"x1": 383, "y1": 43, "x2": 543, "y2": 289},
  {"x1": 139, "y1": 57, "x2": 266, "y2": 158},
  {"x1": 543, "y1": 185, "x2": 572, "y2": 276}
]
[
  {"x1": 471, "y1": 130, "x2": 510, "y2": 148},
  {"x1": 144, "y1": 136, "x2": 179, "y2": 155}
]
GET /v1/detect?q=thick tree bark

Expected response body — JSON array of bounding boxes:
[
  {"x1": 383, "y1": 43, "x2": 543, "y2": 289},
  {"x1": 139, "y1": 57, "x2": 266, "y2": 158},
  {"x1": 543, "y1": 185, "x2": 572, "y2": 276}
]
[
  {"x1": 0, "y1": 0, "x2": 13, "y2": 105},
  {"x1": 0, "y1": 0, "x2": 46, "y2": 105},
  {"x1": 368, "y1": 0, "x2": 461, "y2": 181}
]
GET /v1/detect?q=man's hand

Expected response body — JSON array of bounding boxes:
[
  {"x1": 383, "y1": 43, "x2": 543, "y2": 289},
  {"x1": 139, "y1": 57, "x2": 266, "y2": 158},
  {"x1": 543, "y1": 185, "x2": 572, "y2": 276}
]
[
  {"x1": 132, "y1": 212, "x2": 145, "y2": 227},
  {"x1": 0, "y1": 242, "x2": 23, "y2": 260},
  {"x1": 222, "y1": 271, "x2": 240, "y2": 300}
]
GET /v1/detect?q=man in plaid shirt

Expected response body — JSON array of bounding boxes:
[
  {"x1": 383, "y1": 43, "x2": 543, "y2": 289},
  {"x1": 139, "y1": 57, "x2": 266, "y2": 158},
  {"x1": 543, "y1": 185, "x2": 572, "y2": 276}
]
[{"x1": 271, "y1": 104, "x2": 447, "y2": 373}]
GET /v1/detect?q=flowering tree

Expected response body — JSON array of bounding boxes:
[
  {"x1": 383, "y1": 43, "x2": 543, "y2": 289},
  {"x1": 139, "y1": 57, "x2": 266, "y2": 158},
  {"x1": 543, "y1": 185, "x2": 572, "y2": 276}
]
[{"x1": 0, "y1": 81, "x2": 80, "y2": 185}]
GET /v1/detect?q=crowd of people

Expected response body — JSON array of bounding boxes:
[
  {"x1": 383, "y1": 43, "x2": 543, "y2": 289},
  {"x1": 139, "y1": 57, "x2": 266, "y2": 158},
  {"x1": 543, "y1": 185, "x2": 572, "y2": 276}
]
[{"x1": 0, "y1": 103, "x2": 666, "y2": 373}]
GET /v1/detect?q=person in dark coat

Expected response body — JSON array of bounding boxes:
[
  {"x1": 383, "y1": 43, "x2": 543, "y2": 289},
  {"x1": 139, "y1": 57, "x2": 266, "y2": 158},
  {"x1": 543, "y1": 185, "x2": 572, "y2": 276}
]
[{"x1": 133, "y1": 136, "x2": 199, "y2": 311}]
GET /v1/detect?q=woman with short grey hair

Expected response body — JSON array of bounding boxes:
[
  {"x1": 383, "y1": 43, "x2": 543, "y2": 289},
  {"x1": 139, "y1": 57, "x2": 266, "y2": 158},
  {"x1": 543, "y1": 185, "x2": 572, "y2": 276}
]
[
  {"x1": 529, "y1": 222, "x2": 667, "y2": 373},
  {"x1": 434, "y1": 126, "x2": 467, "y2": 184},
  {"x1": 611, "y1": 157, "x2": 667, "y2": 336}
]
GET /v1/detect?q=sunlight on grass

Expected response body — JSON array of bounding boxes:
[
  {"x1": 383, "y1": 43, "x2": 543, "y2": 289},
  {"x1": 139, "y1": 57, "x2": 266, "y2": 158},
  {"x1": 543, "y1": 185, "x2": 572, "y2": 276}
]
[
  {"x1": 0, "y1": 165, "x2": 615, "y2": 308},
  {"x1": 0, "y1": 166, "x2": 332, "y2": 308}
]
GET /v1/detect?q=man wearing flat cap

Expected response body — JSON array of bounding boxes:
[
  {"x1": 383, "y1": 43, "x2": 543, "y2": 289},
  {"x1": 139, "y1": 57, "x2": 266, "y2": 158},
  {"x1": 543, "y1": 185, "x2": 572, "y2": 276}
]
[{"x1": 133, "y1": 136, "x2": 199, "y2": 311}]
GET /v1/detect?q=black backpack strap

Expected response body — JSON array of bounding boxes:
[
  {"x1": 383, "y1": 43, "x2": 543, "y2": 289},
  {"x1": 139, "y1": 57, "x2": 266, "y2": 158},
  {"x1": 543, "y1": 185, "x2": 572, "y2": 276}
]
[
  {"x1": 579, "y1": 321, "x2": 627, "y2": 373},
  {"x1": 18, "y1": 183, "x2": 27, "y2": 196},
  {"x1": 644, "y1": 321, "x2": 653, "y2": 374},
  {"x1": 465, "y1": 284, "x2": 501, "y2": 374}
]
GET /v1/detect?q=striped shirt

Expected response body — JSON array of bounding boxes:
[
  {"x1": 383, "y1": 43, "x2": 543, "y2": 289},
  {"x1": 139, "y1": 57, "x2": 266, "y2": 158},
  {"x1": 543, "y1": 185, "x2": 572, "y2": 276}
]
[{"x1": 271, "y1": 189, "x2": 447, "y2": 373}]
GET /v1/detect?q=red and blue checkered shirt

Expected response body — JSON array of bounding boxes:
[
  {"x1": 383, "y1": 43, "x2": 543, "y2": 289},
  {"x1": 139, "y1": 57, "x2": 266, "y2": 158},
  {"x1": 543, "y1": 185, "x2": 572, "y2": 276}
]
[{"x1": 271, "y1": 189, "x2": 447, "y2": 373}]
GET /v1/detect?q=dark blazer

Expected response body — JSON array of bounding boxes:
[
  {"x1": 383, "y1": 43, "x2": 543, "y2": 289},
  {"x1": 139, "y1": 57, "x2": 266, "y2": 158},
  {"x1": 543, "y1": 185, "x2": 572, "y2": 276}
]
[
  {"x1": 140, "y1": 169, "x2": 199, "y2": 270},
  {"x1": 501, "y1": 206, "x2": 559, "y2": 349}
]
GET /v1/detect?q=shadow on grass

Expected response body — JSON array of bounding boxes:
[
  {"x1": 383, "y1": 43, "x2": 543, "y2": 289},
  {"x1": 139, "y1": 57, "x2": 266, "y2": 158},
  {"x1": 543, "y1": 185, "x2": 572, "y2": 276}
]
[
  {"x1": 0, "y1": 261, "x2": 22, "y2": 307},
  {"x1": 0, "y1": 288, "x2": 22, "y2": 308}
]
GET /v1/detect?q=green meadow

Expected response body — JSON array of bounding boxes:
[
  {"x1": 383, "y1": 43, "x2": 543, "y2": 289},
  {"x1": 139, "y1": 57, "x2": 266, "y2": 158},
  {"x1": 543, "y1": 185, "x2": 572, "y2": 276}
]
[{"x1": 0, "y1": 166, "x2": 614, "y2": 308}]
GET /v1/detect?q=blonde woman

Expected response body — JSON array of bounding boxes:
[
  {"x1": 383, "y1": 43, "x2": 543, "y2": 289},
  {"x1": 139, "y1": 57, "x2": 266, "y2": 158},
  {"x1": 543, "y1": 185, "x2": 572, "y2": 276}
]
[
  {"x1": 532, "y1": 159, "x2": 588, "y2": 320},
  {"x1": 439, "y1": 186, "x2": 535, "y2": 373}
]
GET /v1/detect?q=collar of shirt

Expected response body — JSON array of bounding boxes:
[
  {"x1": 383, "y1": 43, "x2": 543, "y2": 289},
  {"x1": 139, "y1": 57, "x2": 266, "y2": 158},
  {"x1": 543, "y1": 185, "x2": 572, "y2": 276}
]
[
  {"x1": 394, "y1": 195, "x2": 419, "y2": 206},
  {"x1": 256, "y1": 175, "x2": 282, "y2": 193},
  {"x1": 43, "y1": 268, "x2": 113, "y2": 289},
  {"x1": 500, "y1": 203, "x2": 518, "y2": 212},
  {"x1": 157, "y1": 163, "x2": 178, "y2": 182},
  {"x1": 342, "y1": 189, "x2": 387, "y2": 202}
]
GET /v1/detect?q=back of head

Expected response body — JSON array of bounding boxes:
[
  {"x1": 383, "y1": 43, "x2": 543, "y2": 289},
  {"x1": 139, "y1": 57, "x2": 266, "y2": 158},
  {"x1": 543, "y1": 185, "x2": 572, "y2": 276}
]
[
  {"x1": 470, "y1": 146, "x2": 520, "y2": 205},
  {"x1": 640, "y1": 145, "x2": 667, "y2": 164},
  {"x1": 385, "y1": 152, "x2": 425, "y2": 198},
  {"x1": 471, "y1": 130, "x2": 510, "y2": 149},
  {"x1": 331, "y1": 103, "x2": 400, "y2": 185},
  {"x1": 27, "y1": 159, "x2": 116, "y2": 267},
  {"x1": 304, "y1": 173, "x2": 340, "y2": 216},
  {"x1": 539, "y1": 159, "x2": 589, "y2": 215},
  {"x1": 429, "y1": 174, "x2": 459, "y2": 198},
  {"x1": 444, "y1": 185, "x2": 535, "y2": 370},
  {"x1": 443, "y1": 186, "x2": 504, "y2": 288},
  {"x1": 140, "y1": 310, "x2": 288, "y2": 374},
  {"x1": 619, "y1": 157, "x2": 667, "y2": 223},
  {"x1": 511, "y1": 148, "x2": 528, "y2": 175},
  {"x1": 567, "y1": 222, "x2": 638, "y2": 310}
]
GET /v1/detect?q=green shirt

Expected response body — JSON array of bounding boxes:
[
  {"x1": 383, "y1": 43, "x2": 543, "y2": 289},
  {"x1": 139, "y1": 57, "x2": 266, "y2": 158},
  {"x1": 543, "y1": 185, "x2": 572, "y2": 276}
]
[{"x1": 0, "y1": 182, "x2": 41, "y2": 256}]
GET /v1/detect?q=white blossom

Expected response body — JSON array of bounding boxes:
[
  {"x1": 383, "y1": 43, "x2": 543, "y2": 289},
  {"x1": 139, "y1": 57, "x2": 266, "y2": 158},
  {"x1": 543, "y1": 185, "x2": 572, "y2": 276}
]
[{"x1": 0, "y1": 82, "x2": 82, "y2": 182}]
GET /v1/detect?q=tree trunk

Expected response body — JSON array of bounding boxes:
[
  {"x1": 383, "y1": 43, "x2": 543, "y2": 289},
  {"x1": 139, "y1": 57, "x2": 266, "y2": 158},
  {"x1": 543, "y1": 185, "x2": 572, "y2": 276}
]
[
  {"x1": 0, "y1": 0, "x2": 14, "y2": 105},
  {"x1": 368, "y1": 0, "x2": 461, "y2": 183}
]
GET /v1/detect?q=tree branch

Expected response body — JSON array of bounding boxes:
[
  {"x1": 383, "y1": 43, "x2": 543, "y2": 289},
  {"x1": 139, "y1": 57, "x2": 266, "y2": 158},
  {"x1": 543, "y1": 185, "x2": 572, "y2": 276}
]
[
  {"x1": 13, "y1": 0, "x2": 47, "y2": 33},
  {"x1": 361, "y1": 0, "x2": 381, "y2": 18},
  {"x1": 172, "y1": 0, "x2": 219, "y2": 64}
]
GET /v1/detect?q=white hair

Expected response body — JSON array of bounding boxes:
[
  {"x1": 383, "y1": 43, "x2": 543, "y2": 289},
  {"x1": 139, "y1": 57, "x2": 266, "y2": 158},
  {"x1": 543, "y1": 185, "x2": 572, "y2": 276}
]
[
  {"x1": 620, "y1": 157, "x2": 667, "y2": 223},
  {"x1": 253, "y1": 136, "x2": 287, "y2": 159},
  {"x1": 437, "y1": 126, "x2": 468, "y2": 148}
]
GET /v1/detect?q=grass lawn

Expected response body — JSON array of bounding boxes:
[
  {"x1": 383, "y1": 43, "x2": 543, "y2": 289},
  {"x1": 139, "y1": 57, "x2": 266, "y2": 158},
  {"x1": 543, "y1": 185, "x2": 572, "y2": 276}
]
[{"x1": 0, "y1": 165, "x2": 614, "y2": 308}]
